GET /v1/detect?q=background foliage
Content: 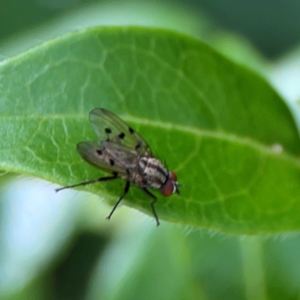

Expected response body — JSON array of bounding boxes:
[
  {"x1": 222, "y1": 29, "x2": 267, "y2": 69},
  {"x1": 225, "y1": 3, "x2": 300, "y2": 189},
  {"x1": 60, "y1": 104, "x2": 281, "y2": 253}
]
[{"x1": 1, "y1": 1, "x2": 300, "y2": 299}]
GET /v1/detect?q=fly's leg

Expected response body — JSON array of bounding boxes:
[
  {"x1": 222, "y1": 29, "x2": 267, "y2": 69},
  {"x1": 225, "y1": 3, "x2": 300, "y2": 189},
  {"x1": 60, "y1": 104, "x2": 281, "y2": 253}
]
[
  {"x1": 55, "y1": 173, "x2": 118, "y2": 192},
  {"x1": 106, "y1": 181, "x2": 130, "y2": 221},
  {"x1": 141, "y1": 188, "x2": 160, "y2": 226}
]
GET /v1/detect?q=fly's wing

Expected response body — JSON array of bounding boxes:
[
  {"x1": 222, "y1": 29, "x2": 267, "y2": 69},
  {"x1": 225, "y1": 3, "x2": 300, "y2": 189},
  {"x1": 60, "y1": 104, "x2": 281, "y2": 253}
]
[
  {"x1": 77, "y1": 140, "x2": 139, "y2": 177},
  {"x1": 89, "y1": 108, "x2": 152, "y2": 156}
]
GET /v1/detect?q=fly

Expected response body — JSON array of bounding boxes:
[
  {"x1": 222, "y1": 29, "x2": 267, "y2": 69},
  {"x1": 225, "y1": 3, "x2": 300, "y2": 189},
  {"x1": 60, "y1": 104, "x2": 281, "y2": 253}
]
[{"x1": 55, "y1": 108, "x2": 180, "y2": 226}]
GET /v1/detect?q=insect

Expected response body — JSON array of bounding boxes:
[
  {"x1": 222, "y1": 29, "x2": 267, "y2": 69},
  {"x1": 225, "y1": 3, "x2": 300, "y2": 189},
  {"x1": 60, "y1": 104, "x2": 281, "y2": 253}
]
[{"x1": 55, "y1": 108, "x2": 180, "y2": 226}]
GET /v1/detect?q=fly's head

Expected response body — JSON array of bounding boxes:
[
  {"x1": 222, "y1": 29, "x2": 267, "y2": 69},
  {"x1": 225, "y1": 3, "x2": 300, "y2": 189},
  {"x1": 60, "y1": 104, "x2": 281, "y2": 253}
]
[{"x1": 161, "y1": 171, "x2": 180, "y2": 197}]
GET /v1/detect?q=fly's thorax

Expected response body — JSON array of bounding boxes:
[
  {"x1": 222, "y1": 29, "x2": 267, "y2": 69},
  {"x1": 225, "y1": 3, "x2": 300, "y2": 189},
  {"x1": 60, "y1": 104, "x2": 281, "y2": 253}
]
[{"x1": 134, "y1": 156, "x2": 168, "y2": 189}]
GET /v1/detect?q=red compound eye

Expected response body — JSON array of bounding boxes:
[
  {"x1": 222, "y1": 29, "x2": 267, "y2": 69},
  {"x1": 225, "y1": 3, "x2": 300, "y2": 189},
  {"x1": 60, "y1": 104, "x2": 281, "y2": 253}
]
[
  {"x1": 161, "y1": 171, "x2": 178, "y2": 196},
  {"x1": 161, "y1": 180, "x2": 175, "y2": 197},
  {"x1": 169, "y1": 171, "x2": 177, "y2": 181}
]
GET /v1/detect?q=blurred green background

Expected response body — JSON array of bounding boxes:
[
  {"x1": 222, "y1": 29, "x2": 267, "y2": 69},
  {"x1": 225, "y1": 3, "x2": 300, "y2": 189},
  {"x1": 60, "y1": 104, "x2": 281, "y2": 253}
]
[{"x1": 1, "y1": 1, "x2": 300, "y2": 299}]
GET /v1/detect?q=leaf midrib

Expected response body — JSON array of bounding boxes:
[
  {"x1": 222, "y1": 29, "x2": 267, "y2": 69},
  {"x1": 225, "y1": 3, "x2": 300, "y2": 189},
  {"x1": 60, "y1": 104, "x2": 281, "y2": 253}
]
[{"x1": 2, "y1": 113, "x2": 300, "y2": 165}]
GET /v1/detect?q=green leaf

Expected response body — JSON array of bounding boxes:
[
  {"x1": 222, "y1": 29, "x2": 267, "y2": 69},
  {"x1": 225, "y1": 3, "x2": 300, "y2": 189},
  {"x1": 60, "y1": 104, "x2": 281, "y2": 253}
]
[{"x1": 0, "y1": 27, "x2": 299, "y2": 234}]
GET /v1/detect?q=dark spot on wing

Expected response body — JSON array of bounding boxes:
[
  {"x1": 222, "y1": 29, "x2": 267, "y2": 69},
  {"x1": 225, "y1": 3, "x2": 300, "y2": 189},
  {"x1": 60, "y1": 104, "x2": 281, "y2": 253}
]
[
  {"x1": 96, "y1": 149, "x2": 102, "y2": 155},
  {"x1": 119, "y1": 132, "x2": 125, "y2": 139},
  {"x1": 112, "y1": 171, "x2": 118, "y2": 176},
  {"x1": 109, "y1": 159, "x2": 115, "y2": 166},
  {"x1": 128, "y1": 127, "x2": 134, "y2": 134},
  {"x1": 135, "y1": 142, "x2": 141, "y2": 150},
  {"x1": 105, "y1": 128, "x2": 112, "y2": 134}
]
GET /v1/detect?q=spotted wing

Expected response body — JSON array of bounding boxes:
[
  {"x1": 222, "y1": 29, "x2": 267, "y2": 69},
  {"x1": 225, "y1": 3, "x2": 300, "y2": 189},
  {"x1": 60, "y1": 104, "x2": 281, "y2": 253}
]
[
  {"x1": 89, "y1": 108, "x2": 152, "y2": 156},
  {"x1": 77, "y1": 140, "x2": 139, "y2": 177}
]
